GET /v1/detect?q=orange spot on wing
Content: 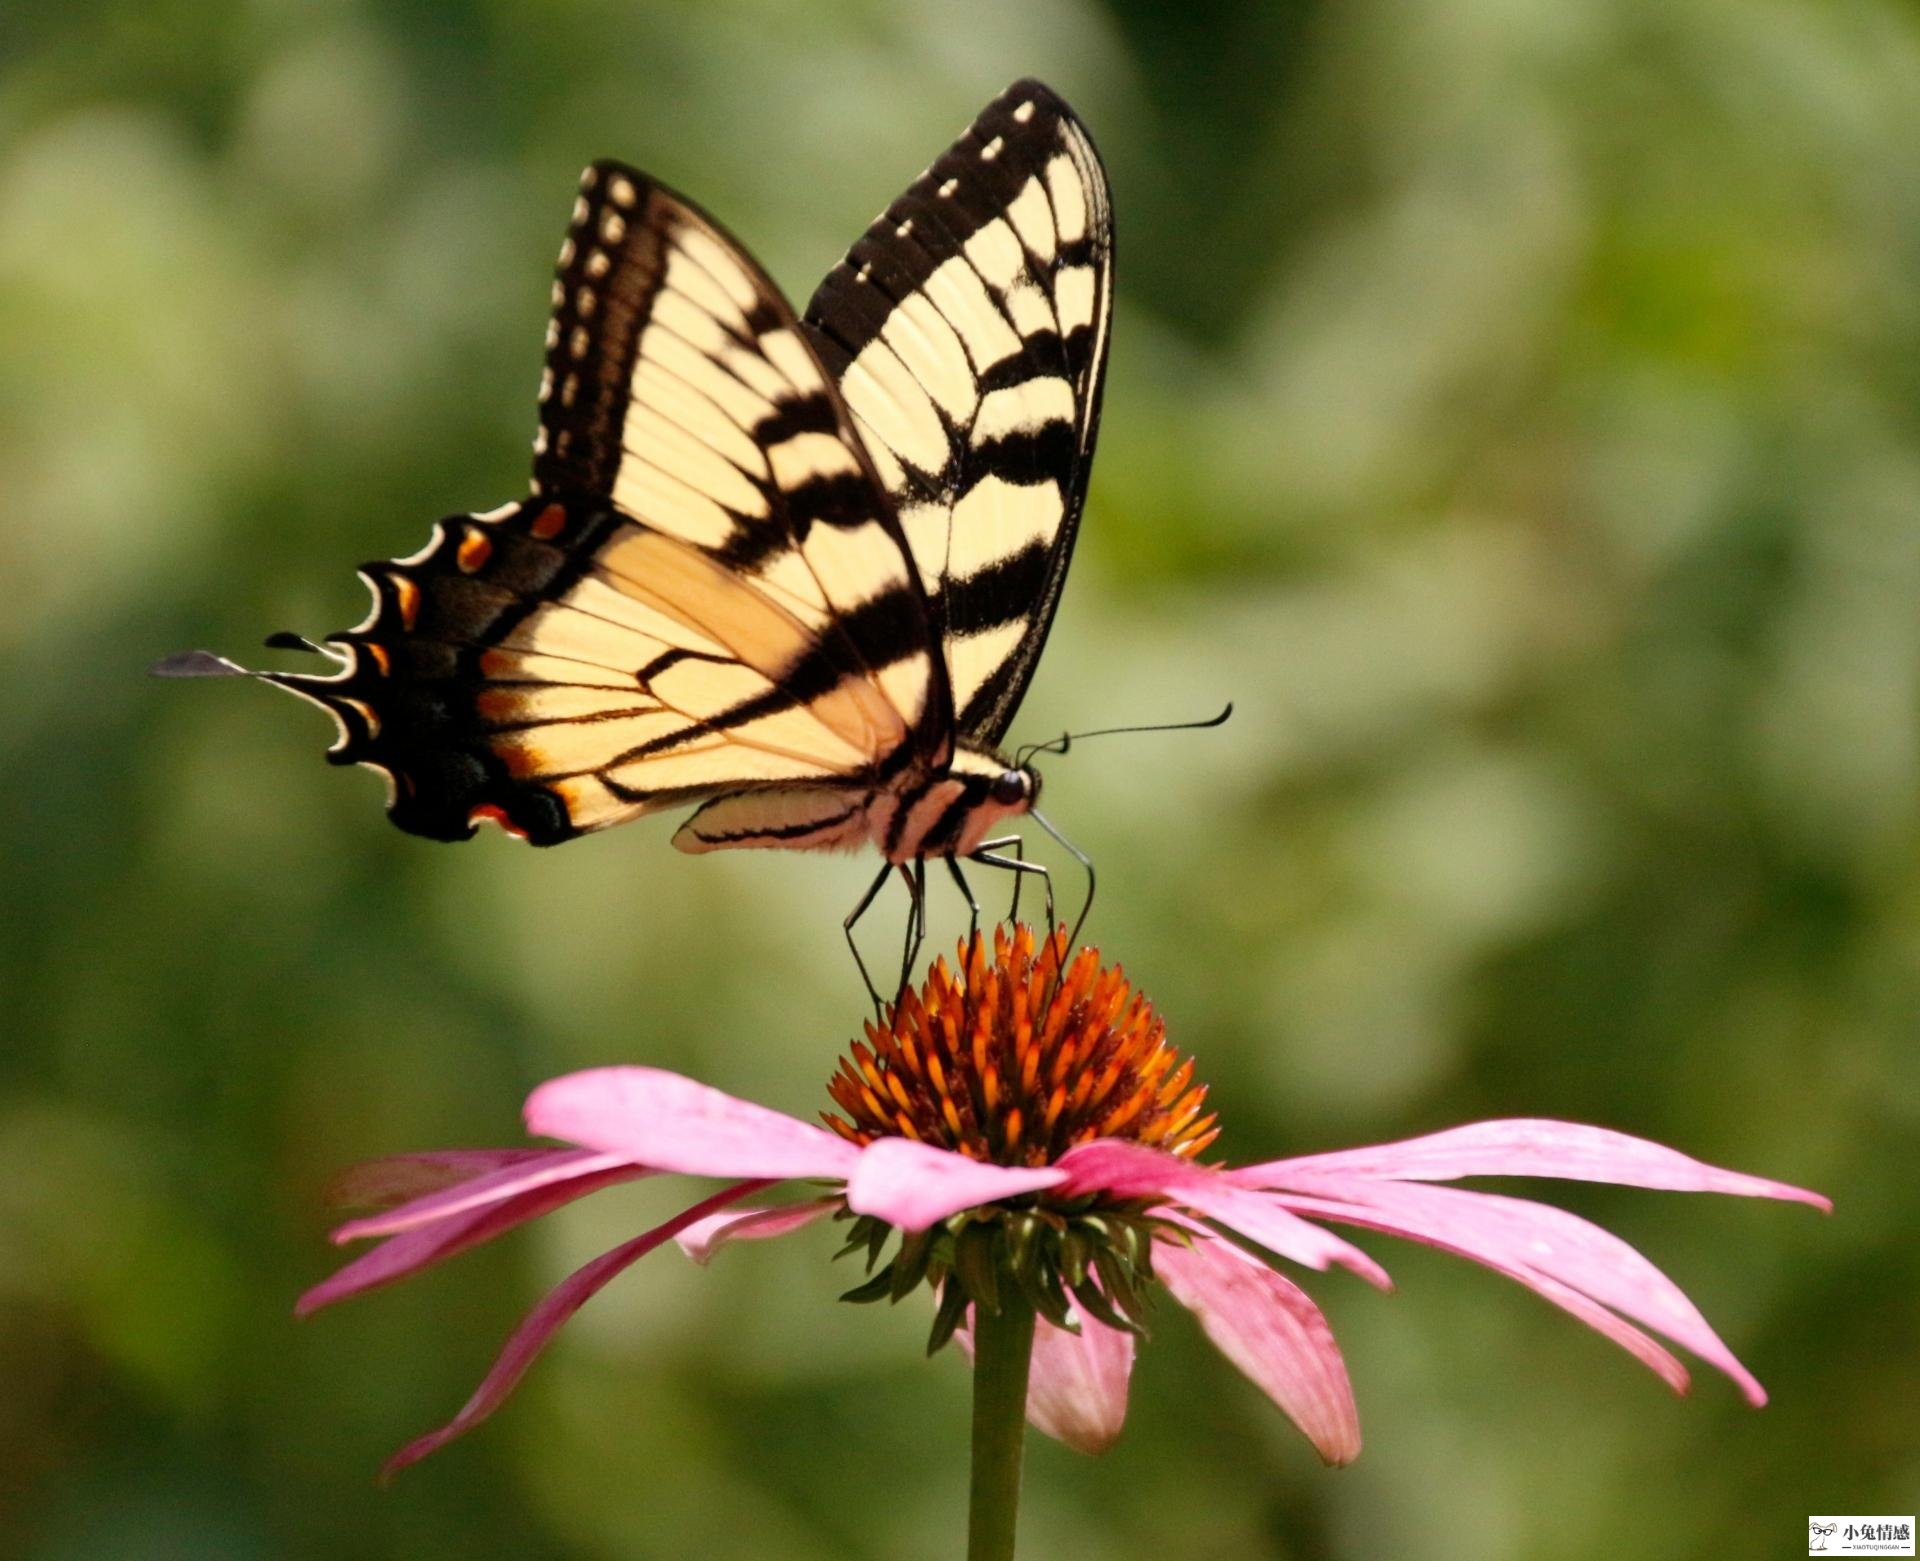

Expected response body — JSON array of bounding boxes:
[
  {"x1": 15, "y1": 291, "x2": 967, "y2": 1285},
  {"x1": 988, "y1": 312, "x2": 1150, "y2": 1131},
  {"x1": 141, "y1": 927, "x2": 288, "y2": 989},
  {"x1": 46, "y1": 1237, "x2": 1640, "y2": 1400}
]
[
  {"x1": 467, "y1": 803, "x2": 529, "y2": 840},
  {"x1": 529, "y1": 503, "x2": 567, "y2": 541},
  {"x1": 340, "y1": 697, "x2": 380, "y2": 738},
  {"x1": 457, "y1": 529, "x2": 493, "y2": 573},
  {"x1": 363, "y1": 643, "x2": 392, "y2": 676},
  {"x1": 391, "y1": 574, "x2": 421, "y2": 630}
]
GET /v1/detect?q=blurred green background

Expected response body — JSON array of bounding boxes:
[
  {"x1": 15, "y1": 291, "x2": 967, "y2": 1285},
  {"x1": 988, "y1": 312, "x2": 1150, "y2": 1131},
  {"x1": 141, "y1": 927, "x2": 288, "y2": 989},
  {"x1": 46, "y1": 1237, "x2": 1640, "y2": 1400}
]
[{"x1": 3, "y1": 0, "x2": 1916, "y2": 1556}]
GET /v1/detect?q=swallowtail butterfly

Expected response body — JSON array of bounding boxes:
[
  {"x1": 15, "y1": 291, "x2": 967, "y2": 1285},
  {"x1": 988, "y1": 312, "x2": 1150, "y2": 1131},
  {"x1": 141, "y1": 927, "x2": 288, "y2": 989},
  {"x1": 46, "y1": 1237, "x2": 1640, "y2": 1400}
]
[{"x1": 160, "y1": 79, "x2": 1113, "y2": 991}]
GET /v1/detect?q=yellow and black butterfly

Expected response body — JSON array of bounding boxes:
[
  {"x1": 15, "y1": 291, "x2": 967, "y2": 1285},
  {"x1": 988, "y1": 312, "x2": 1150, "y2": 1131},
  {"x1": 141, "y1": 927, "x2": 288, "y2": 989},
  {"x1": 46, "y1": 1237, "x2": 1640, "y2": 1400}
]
[{"x1": 160, "y1": 79, "x2": 1119, "y2": 997}]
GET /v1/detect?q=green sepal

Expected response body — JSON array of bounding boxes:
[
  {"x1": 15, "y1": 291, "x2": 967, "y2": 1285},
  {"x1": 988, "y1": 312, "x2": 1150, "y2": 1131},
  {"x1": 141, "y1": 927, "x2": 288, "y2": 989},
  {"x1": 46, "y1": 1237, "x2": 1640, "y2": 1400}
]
[
  {"x1": 1092, "y1": 1246, "x2": 1155, "y2": 1329},
  {"x1": 1069, "y1": 1275, "x2": 1140, "y2": 1336},
  {"x1": 838, "y1": 1267, "x2": 899, "y2": 1305},
  {"x1": 926, "y1": 1279, "x2": 972, "y2": 1356},
  {"x1": 1059, "y1": 1227, "x2": 1093, "y2": 1290},
  {"x1": 888, "y1": 1228, "x2": 936, "y2": 1301}
]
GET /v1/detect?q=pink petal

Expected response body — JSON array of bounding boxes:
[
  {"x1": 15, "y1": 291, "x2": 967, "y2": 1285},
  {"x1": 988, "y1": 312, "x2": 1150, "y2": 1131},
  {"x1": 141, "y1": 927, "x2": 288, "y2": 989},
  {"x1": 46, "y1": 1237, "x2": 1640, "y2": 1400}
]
[
  {"x1": 325, "y1": 1150, "x2": 554, "y2": 1210},
  {"x1": 1237, "y1": 1119, "x2": 1831, "y2": 1211},
  {"x1": 1025, "y1": 1306, "x2": 1135, "y2": 1453},
  {"x1": 297, "y1": 1161, "x2": 648, "y2": 1316},
  {"x1": 333, "y1": 1150, "x2": 639, "y2": 1242},
  {"x1": 674, "y1": 1201, "x2": 836, "y2": 1265},
  {"x1": 1277, "y1": 1180, "x2": 1765, "y2": 1404},
  {"x1": 524, "y1": 1067, "x2": 859, "y2": 1182},
  {"x1": 1056, "y1": 1141, "x2": 1392, "y2": 1291},
  {"x1": 381, "y1": 1180, "x2": 767, "y2": 1477},
  {"x1": 1155, "y1": 1233, "x2": 1362, "y2": 1466},
  {"x1": 843, "y1": 1138, "x2": 1066, "y2": 1232},
  {"x1": 956, "y1": 1302, "x2": 1135, "y2": 1455}
]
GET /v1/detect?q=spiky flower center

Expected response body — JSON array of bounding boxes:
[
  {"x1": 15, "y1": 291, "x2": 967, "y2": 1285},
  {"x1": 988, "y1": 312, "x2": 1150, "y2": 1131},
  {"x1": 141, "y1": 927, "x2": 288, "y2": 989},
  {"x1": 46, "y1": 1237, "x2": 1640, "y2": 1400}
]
[
  {"x1": 824, "y1": 926, "x2": 1217, "y2": 1345},
  {"x1": 823, "y1": 925, "x2": 1218, "y2": 1168}
]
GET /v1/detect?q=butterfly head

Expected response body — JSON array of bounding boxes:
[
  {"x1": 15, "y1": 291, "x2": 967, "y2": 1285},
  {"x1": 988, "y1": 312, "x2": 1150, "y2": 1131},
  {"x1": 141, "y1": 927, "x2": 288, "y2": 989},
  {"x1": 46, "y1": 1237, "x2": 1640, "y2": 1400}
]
[{"x1": 990, "y1": 764, "x2": 1042, "y2": 811}]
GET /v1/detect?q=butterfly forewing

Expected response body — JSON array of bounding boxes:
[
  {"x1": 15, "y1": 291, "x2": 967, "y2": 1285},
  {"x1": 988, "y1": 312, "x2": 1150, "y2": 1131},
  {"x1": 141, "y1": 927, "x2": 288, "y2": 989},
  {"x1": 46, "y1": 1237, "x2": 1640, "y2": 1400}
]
[
  {"x1": 271, "y1": 165, "x2": 948, "y2": 844},
  {"x1": 802, "y1": 79, "x2": 1114, "y2": 745}
]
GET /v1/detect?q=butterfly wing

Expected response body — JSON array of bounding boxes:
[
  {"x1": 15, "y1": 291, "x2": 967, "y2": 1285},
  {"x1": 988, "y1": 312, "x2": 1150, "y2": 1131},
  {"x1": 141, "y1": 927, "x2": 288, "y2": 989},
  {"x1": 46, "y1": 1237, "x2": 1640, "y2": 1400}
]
[
  {"x1": 802, "y1": 79, "x2": 1114, "y2": 746},
  {"x1": 207, "y1": 165, "x2": 951, "y2": 845}
]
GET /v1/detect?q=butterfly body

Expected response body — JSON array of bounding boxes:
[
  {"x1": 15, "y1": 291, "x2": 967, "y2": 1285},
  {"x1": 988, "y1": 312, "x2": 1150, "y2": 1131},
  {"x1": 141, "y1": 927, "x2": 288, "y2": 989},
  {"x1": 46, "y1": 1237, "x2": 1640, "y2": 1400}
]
[{"x1": 162, "y1": 80, "x2": 1109, "y2": 939}]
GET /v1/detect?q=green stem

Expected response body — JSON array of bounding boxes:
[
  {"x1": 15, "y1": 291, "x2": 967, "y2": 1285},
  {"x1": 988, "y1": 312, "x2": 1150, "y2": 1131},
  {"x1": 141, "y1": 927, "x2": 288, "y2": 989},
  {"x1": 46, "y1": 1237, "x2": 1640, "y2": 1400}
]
[{"x1": 967, "y1": 1296, "x2": 1036, "y2": 1561}]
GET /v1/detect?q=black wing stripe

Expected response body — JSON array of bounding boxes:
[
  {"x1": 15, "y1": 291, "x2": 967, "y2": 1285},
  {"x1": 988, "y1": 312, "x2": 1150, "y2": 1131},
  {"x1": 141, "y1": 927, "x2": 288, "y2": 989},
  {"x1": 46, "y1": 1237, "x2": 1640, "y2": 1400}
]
[
  {"x1": 803, "y1": 79, "x2": 1113, "y2": 744},
  {"x1": 257, "y1": 154, "x2": 965, "y2": 845}
]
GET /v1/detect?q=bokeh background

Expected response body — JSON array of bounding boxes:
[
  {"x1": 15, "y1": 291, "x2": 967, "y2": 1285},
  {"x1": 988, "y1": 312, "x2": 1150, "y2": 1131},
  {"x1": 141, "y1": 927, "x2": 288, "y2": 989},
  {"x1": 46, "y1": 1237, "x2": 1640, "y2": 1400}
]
[{"x1": 4, "y1": 0, "x2": 1917, "y2": 1556}]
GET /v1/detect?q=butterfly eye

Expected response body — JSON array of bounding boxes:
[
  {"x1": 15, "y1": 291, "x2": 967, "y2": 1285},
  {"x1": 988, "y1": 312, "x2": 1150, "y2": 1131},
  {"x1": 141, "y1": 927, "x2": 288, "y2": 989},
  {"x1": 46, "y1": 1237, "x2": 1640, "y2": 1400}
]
[{"x1": 991, "y1": 769, "x2": 1032, "y2": 806}]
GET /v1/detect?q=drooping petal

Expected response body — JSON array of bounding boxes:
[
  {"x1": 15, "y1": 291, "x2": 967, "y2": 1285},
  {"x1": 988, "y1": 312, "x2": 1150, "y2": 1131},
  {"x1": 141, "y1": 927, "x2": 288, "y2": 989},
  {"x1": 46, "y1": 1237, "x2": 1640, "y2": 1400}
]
[
  {"x1": 333, "y1": 1150, "x2": 639, "y2": 1242},
  {"x1": 1236, "y1": 1119, "x2": 1831, "y2": 1211},
  {"x1": 1276, "y1": 1180, "x2": 1766, "y2": 1403},
  {"x1": 381, "y1": 1180, "x2": 767, "y2": 1477},
  {"x1": 1025, "y1": 1306, "x2": 1135, "y2": 1453},
  {"x1": 1056, "y1": 1141, "x2": 1392, "y2": 1290},
  {"x1": 674, "y1": 1201, "x2": 837, "y2": 1265},
  {"x1": 1155, "y1": 1233, "x2": 1362, "y2": 1466},
  {"x1": 524, "y1": 1067, "x2": 860, "y2": 1182},
  {"x1": 843, "y1": 1138, "x2": 1066, "y2": 1232},
  {"x1": 325, "y1": 1149, "x2": 555, "y2": 1211},
  {"x1": 956, "y1": 1302, "x2": 1135, "y2": 1455},
  {"x1": 297, "y1": 1161, "x2": 648, "y2": 1316}
]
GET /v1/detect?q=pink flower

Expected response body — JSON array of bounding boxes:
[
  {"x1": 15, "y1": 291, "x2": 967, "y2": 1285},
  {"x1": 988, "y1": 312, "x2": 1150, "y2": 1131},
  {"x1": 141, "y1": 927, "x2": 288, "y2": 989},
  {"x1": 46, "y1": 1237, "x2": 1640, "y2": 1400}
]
[{"x1": 304, "y1": 929, "x2": 1828, "y2": 1476}]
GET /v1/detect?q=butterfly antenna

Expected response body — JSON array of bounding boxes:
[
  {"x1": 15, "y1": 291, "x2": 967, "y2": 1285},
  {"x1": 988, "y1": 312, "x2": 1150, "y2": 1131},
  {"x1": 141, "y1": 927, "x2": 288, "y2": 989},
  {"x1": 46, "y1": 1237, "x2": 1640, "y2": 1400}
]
[
  {"x1": 1029, "y1": 808, "x2": 1095, "y2": 955},
  {"x1": 1016, "y1": 701, "x2": 1233, "y2": 767}
]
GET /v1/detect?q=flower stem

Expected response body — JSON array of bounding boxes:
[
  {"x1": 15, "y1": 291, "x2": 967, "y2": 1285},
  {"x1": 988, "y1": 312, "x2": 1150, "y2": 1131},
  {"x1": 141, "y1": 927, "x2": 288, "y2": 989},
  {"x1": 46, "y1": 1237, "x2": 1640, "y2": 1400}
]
[{"x1": 967, "y1": 1295, "x2": 1036, "y2": 1561}]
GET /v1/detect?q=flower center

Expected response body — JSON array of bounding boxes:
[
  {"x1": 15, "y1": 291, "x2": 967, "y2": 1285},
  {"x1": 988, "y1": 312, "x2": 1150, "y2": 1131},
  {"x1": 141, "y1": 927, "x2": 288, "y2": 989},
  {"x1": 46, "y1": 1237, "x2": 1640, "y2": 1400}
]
[{"x1": 823, "y1": 924, "x2": 1218, "y2": 1168}]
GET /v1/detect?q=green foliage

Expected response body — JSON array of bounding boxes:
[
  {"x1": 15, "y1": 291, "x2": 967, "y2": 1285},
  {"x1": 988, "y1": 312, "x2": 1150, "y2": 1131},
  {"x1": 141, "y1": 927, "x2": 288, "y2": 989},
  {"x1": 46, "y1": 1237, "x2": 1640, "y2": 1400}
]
[{"x1": 3, "y1": 1, "x2": 1916, "y2": 1556}]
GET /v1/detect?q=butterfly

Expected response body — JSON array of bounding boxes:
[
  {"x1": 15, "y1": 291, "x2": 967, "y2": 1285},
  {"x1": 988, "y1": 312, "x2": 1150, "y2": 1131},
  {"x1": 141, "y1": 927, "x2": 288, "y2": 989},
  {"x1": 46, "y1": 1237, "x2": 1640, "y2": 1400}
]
[{"x1": 158, "y1": 78, "x2": 1113, "y2": 1000}]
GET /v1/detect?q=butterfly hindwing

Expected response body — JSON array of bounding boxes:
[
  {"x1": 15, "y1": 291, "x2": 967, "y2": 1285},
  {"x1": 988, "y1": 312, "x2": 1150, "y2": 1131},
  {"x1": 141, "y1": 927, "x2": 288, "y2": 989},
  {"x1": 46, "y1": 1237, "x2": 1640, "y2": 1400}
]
[
  {"x1": 802, "y1": 79, "x2": 1114, "y2": 745},
  {"x1": 259, "y1": 166, "x2": 950, "y2": 844}
]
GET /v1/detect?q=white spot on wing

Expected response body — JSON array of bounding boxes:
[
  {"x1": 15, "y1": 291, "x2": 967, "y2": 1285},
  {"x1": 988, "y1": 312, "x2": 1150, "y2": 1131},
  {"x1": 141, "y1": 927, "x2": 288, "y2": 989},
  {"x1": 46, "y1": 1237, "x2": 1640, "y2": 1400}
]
[
  {"x1": 946, "y1": 473, "x2": 1061, "y2": 584},
  {"x1": 1055, "y1": 265, "x2": 1097, "y2": 335},
  {"x1": 676, "y1": 227, "x2": 762, "y2": 313},
  {"x1": 882, "y1": 292, "x2": 979, "y2": 422},
  {"x1": 758, "y1": 329, "x2": 828, "y2": 394},
  {"x1": 665, "y1": 250, "x2": 750, "y2": 326},
  {"x1": 925, "y1": 256, "x2": 1021, "y2": 370},
  {"x1": 949, "y1": 618, "x2": 1030, "y2": 709},
  {"x1": 972, "y1": 378, "x2": 1074, "y2": 444},
  {"x1": 1044, "y1": 155, "x2": 1088, "y2": 245},
  {"x1": 767, "y1": 431, "x2": 860, "y2": 489},
  {"x1": 611, "y1": 457, "x2": 743, "y2": 548},
  {"x1": 1004, "y1": 279, "x2": 1057, "y2": 338},
  {"x1": 963, "y1": 220, "x2": 1026, "y2": 291},
  {"x1": 1005, "y1": 178, "x2": 1056, "y2": 265},
  {"x1": 842, "y1": 337, "x2": 949, "y2": 475}
]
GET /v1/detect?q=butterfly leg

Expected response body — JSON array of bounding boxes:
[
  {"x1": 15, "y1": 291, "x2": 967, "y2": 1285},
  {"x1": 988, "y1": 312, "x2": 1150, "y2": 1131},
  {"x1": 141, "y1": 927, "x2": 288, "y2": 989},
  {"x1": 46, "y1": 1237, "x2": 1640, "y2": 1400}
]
[
  {"x1": 897, "y1": 859, "x2": 928, "y2": 995},
  {"x1": 844, "y1": 861, "x2": 896, "y2": 1016},
  {"x1": 971, "y1": 849, "x2": 1056, "y2": 936},
  {"x1": 944, "y1": 854, "x2": 984, "y2": 943},
  {"x1": 1031, "y1": 810, "x2": 1096, "y2": 957},
  {"x1": 973, "y1": 834, "x2": 1027, "y2": 924}
]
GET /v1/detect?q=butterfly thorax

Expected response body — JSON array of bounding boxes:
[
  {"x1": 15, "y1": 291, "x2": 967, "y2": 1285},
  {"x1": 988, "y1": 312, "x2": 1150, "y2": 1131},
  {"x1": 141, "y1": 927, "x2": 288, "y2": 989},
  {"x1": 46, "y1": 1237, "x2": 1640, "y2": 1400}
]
[{"x1": 868, "y1": 743, "x2": 1039, "y2": 863}]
